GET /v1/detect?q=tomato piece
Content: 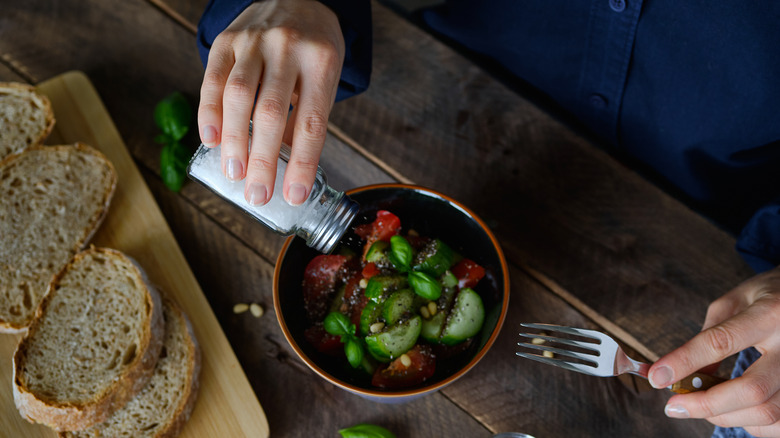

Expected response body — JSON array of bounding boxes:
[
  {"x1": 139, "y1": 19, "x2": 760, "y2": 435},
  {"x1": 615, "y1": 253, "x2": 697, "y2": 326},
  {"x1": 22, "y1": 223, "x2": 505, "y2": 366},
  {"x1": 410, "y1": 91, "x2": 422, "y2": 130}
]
[
  {"x1": 304, "y1": 324, "x2": 343, "y2": 356},
  {"x1": 343, "y1": 273, "x2": 368, "y2": 329},
  {"x1": 451, "y1": 258, "x2": 485, "y2": 289},
  {"x1": 361, "y1": 262, "x2": 380, "y2": 279},
  {"x1": 355, "y1": 210, "x2": 401, "y2": 258},
  {"x1": 302, "y1": 255, "x2": 348, "y2": 321},
  {"x1": 371, "y1": 345, "x2": 436, "y2": 389}
]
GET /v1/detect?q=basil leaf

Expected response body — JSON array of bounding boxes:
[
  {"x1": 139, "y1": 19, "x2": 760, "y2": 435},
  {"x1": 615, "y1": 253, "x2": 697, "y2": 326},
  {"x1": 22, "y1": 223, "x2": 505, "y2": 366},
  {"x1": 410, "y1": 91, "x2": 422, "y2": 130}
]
[
  {"x1": 323, "y1": 312, "x2": 352, "y2": 337},
  {"x1": 338, "y1": 424, "x2": 396, "y2": 438},
  {"x1": 160, "y1": 142, "x2": 190, "y2": 192},
  {"x1": 344, "y1": 337, "x2": 364, "y2": 369},
  {"x1": 388, "y1": 235, "x2": 412, "y2": 272},
  {"x1": 408, "y1": 271, "x2": 442, "y2": 300},
  {"x1": 154, "y1": 91, "x2": 191, "y2": 141},
  {"x1": 154, "y1": 133, "x2": 172, "y2": 144}
]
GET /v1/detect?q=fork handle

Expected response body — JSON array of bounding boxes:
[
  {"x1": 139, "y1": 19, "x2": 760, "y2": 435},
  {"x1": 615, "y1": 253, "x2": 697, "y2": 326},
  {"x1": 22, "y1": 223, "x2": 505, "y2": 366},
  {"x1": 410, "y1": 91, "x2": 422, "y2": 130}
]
[{"x1": 670, "y1": 373, "x2": 728, "y2": 394}]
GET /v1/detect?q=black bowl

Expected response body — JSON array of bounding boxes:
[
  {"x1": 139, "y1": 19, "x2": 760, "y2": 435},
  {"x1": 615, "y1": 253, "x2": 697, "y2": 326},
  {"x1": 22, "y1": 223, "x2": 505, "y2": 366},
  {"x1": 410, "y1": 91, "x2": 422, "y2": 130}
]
[{"x1": 273, "y1": 184, "x2": 509, "y2": 402}]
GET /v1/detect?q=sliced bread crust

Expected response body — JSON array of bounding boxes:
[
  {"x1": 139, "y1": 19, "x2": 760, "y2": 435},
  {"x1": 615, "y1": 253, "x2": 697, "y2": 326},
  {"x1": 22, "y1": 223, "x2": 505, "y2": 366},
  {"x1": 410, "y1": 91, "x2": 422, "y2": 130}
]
[
  {"x1": 61, "y1": 295, "x2": 201, "y2": 438},
  {"x1": 0, "y1": 143, "x2": 117, "y2": 332},
  {"x1": 0, "y1": 82, "x2": 55, "y2": 160},
  {"x1": 13, "y1": 247, "x2": 165, "y2": 432}
]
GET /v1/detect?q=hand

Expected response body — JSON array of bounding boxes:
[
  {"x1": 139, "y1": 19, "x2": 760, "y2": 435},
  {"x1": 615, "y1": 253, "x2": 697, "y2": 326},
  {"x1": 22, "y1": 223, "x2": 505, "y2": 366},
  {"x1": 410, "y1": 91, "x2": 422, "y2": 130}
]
[
  {"x1": 198, "y1": 0, "x2": 344, "y2": 206},
  {"x1": 648, "y1": 265, "x2": 780, "y2": 437}
]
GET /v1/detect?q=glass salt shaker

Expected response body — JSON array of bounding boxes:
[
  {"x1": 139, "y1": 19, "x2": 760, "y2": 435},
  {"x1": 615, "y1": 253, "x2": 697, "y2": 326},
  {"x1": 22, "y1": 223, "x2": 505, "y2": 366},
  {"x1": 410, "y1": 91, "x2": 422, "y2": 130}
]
[{"x1": 186, "y1": 131, "x2": 359, "y2": 253}]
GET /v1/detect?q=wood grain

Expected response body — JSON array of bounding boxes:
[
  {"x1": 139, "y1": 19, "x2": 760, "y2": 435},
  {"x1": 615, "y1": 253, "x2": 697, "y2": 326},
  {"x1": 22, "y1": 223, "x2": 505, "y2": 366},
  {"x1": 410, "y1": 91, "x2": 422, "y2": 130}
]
[{"x1": 0, "y1": 71, "x2": 269, "y2": 438}]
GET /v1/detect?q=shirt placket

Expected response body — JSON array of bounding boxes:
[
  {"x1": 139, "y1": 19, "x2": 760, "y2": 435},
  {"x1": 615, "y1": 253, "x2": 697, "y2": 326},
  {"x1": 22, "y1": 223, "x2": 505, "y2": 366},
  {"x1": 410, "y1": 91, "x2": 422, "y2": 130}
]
[{"x1": 578, "y1": 0, "x2": 643, "y2": 147}]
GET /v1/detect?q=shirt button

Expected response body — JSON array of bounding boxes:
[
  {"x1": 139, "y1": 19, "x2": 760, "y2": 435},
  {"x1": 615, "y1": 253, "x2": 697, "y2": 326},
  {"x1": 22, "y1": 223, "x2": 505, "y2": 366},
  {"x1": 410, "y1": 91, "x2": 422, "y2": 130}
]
[
  {"x1": 609, "y1": 0, "x2": 626, "y2": 12},
  {"x1": 589, "y1": 94, "x2": 608, "y2": 109}
]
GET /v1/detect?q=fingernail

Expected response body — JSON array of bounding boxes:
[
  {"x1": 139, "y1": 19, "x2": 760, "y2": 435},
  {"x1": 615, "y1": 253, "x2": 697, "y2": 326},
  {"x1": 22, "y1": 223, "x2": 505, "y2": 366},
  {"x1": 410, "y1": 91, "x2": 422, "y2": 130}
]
[
  {"x1": 247, "y1": 183, "x2": 268, "y2": 206},
  {"x1": 665, "y1": 404, "x2": 690, "y2": 418},
  {"x1": 225, "y1": 159, "x2": 243, "y2": 181},
  {"x1": 649, "y1": 365, "x2": 674, "y2": 388},
  {"x1": 202, "y1": 125, "x2": 217, "y2": 145},
  {"x1": 287, "y1": 183, "x2": 307, "y2": 206}
]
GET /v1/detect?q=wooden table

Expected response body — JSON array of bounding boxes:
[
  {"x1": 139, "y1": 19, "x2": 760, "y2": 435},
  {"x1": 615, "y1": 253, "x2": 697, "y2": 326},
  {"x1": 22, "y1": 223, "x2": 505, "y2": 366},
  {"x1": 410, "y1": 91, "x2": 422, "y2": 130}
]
[{"x1": 1, "y1": 1, "x2": 755, "y2": 436}]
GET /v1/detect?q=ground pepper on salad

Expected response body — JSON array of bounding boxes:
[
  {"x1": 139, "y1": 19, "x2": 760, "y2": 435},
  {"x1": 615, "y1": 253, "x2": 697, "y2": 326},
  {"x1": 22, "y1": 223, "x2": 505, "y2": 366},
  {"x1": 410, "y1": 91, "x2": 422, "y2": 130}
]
[{"x1": 302, "y1": 210, "x2": 488, "y2": 389}]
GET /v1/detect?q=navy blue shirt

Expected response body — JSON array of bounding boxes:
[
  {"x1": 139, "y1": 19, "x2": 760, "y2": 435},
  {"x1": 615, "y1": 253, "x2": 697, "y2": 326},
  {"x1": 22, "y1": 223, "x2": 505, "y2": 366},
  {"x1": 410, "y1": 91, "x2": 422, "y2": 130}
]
[{"x1": 198, "y1": 1, "x2": 780, "y2": 274}]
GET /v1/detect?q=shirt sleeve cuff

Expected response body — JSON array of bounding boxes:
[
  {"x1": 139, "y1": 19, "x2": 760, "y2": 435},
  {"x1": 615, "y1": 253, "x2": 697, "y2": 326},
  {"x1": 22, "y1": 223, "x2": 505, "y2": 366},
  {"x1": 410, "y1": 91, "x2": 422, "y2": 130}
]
[{"x1": 736, "y1": 198, "x2": 780, "y2": 273}]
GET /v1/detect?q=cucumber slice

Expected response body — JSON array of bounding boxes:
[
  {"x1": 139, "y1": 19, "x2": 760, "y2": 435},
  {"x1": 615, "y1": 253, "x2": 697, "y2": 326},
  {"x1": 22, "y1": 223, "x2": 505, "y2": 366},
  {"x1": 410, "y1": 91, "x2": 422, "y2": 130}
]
[
  {"x1": 413, "y1": 239, "x2": 454, "y2": 277},
  {"x1": 365, "y1": 275, "x2": 408, "y2": 302},
  {"x1": 440, "y1": 288, "x2": 485, "y2": 345},
  {"x1": 359, "y1": 300, "x2": 383, "y2": 336},
  {"x1": 365, "y1": 316, "x2": 422, "y2": 362},
  {"x1": 419, "y1": 287, "x2": 457, "y2": 343},
  {"x1": 420, "y1": 312, "x2": 446, "y2": 343},
  {"x1": 440, "y1": 270, "x2": 458, "y2": 288},
  {"x1": 382, "y1": 288, "x2": 416, "y2": 325},
  {"x1": 365, "y1": 240, "x2": 389, "y2": 263}
]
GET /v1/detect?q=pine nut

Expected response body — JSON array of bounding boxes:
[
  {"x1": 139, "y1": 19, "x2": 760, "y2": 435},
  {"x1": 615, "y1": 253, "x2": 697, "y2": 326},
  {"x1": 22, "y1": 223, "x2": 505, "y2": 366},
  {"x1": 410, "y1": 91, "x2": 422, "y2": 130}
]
[
  {"x1": 370, "y1": 322, "x2": 385, "y2": 333},
  {"x1": 543, "y1": 350, "x2": 554, "y2": 358},
  {"x1": 400, "y1": 353, "x2": 412, "y2": 367},
  {"x1": 419, "y1": 306, "x2": 430, "y2": 319},
  {"x1": 531, "y1": 337, "x2": 545, "y2": 345},
  {"x1": 359, "y1": 278, "x2": 368, "y2": 288},
  {"x1": 250, "y1": 303, "x2": 264, "y2": 318},
  {"x1": 233, "y1": 303, "x2": 249, "y2": 314},
  {"x1": 427, "y1": 301, "x2": 437, "y2": 315}
]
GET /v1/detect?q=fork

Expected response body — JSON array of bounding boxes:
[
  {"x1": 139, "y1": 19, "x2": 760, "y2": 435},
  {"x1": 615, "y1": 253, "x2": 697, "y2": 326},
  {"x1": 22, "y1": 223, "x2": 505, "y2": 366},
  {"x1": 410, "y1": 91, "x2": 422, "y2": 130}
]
[{"x1": 516, "y1": 323, "x2": 726, "y2": 394}]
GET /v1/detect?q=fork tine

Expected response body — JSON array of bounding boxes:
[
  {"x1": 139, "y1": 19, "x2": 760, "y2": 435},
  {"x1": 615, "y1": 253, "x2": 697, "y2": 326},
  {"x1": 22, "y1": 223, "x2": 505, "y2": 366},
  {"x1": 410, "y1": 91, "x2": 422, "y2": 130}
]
[
  {"x1": 517, "y1": 341, "x2": 599, "y2": 366},
  {"x1": 517, "y1": 332, "x2": 600, "y2": 354},
  {"x1": 515, "y1": 351, "x2": 600, "y2": 376},
  {"x1": 520, "y1": 322, "x2": 607, "y2": 343}
]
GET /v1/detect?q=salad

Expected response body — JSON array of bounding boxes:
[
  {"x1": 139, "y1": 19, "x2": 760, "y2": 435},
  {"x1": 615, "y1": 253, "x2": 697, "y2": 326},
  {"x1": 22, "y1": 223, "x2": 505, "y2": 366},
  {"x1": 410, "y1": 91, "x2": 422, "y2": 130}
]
[{"x1": 302, "y1": 210, "x2": 488, "y2": 389}]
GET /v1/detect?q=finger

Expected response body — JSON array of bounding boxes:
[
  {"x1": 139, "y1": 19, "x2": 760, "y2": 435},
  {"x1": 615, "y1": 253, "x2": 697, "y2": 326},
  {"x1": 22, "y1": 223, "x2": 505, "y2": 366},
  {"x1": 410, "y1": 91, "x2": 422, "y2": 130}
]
[
  {"x1": 198, "y1": 43, "x2": 233, "y2": 148},
  {"x1": 665, "y1": 354, "x2": 780, "y2": 422},
  {"x1": 244, "y1": 60, "x2": 296, "y2": 205},
  {"x1": 649, "y1": 303, "x2": 775, "y2": 389},
  {"x1": 707, "y1": 386, "x2": 780, "y2": 429},
  {"x1": 220, "y1": 53, "x2": 263, "y2": 181},
  {"x1": 283, "y1": 50, "x2": 341, "y2": 206},
  {"x1": 697, "y1": 291, "x2": 751, "y2": 375}
]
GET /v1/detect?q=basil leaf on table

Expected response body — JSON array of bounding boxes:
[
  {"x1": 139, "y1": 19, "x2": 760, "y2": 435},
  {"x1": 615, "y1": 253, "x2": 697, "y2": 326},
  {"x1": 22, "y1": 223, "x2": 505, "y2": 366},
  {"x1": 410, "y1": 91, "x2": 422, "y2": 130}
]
[
  {"x1": 338, "y1": 423, "x2": 396, "y2": 438},
  {"x1": 154, "y1": 91, "x2": 193, "y2": 192},
  {"x1": 154, "y1": 91, "x2": 191, "y2": 141},
  {"x1": 160, "y1": 141, "x2": 191, "y2": 192}
]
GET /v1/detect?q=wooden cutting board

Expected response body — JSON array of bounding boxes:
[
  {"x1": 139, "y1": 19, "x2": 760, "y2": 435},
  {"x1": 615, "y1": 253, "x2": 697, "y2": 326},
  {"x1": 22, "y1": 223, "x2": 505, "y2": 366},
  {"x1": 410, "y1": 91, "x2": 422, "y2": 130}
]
[{"x1": 0, "y1": 71, "x2": 269, "y2": 437}]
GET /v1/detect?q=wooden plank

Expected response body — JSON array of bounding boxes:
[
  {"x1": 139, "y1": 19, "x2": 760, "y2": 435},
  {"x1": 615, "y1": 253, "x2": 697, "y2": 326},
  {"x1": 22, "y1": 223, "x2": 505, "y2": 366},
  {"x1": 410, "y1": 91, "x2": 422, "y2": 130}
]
[{"x1": 0, "y1": 71, "x2": 269, "y2": 438}]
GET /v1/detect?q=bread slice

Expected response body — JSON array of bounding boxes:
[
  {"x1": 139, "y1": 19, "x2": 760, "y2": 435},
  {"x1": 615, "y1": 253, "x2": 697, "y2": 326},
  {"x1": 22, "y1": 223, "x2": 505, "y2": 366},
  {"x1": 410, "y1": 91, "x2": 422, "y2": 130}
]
[
  {"x1": 0, "y1": 82, "x2": 55, "y2": 160},
  {"x1": 13, "y1": 247, "x2": 165, "y2": 432},
  {"x1": 61, "y1": 295, "x2": 201, "y2": 438},
  {"x1": 0, "y1": 143, "x2": 117, "y2": 332}
]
